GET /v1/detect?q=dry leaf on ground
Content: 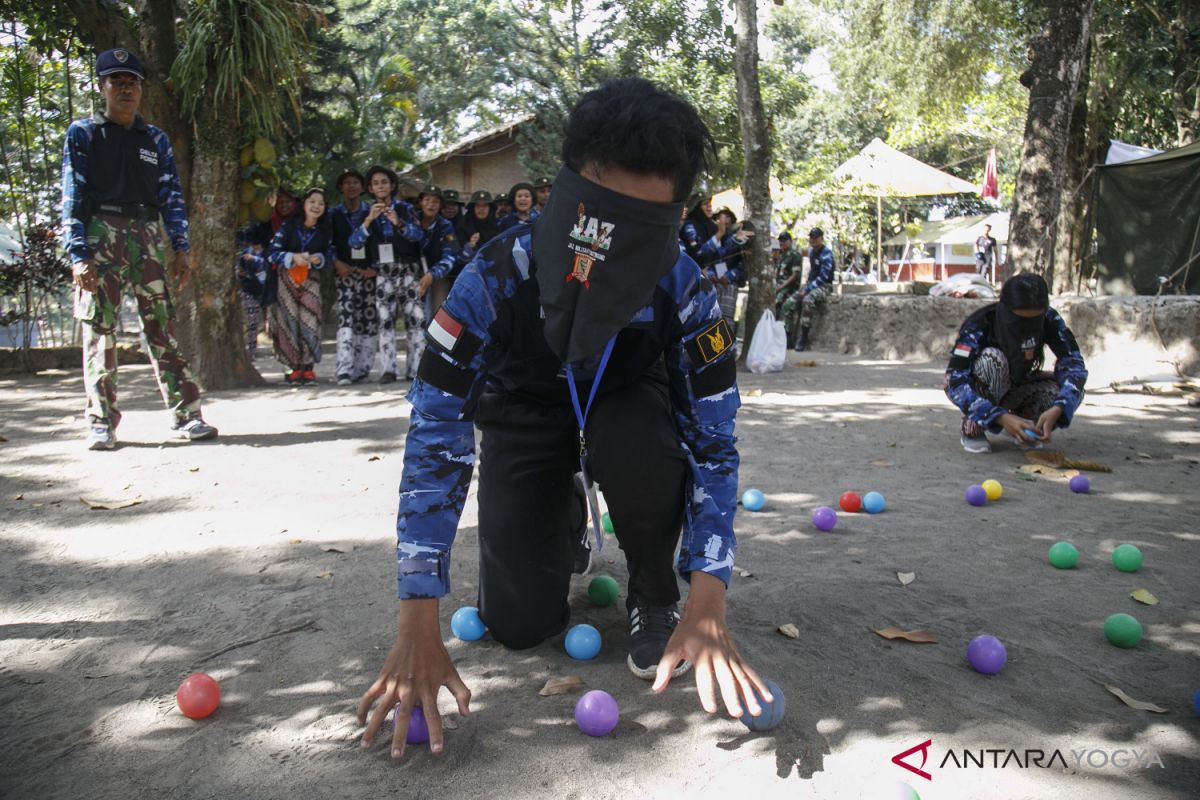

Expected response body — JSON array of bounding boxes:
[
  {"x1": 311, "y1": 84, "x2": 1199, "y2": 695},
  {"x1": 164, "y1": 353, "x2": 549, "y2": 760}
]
[
  {"x1": 321, "y1": 546, "x2": 346, "y2": 554},
  {"x1": 746, "y1": 389, "x2": 762, "y2": 397},
  {"x1": 897, "y1": 572, "x2": 916, "y2": 586},
  {"x1": 795, "y1": 359, "x2": 818, "y2": 367},
  {"x1": 777, "y1": 623, "x2": 800, "y2": 639},
  {"x1": 1104, "y1": 685, "x2": 1167, "y2": 713},
  {"x1": 872, "y1": 460, "x2": 894, "y2": 468},
  {"x1": 1130, "y1": 588, "x2": 1159, "y2": 605},
  {"x1": 1024, "y1": 450, "x2": 1112, "y2": 473},
  {"x1": 873, "y1": 627, "x2": 937, "y2": 643},
  {"x1": 80, "y1": 497, "x2": 143, "y2": 511},
  {"x1": 539, "y1": 676, "x2": 584, "y2": 696},
  {"x1": 1018, "y1": 464, "x2": 1079, "y2": 479},
  {"x1": 368, "y1": 455, "x2": 382, "y2": 462},
  {"x1": 317, "y1": 571, "x2": 333, "y2": 579}
]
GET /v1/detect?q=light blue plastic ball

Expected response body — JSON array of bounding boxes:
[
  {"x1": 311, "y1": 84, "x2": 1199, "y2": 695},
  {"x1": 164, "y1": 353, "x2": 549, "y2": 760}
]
[
  {"x1": 742, "y1": 489, "x2": 765, "y2": 512},
  {"x1": 863, "y1": 491, "x2": 886, "y2": 514},
  {"x1": 739, "y1": 678, "x2": 785, "y2": 731},
  {"x1": 450, "y1": 606, "x2": 486, "y2": 641},
  {"x1": 564, "y1": 623, "x2": 602, "y2": 660}
]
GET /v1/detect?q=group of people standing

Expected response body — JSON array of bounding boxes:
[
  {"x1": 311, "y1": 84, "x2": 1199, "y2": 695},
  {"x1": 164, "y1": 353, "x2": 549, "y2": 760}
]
[
  {"x1": 235, "y1": 172, "x2": 555, "y2": 385},
  {"x1": 681, "y1": 196, "x2": 836, "y2": 353}
]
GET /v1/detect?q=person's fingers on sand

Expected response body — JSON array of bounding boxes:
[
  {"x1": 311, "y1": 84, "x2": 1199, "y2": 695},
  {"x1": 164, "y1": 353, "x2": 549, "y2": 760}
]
[
  {"x1": 711, "y1": 655, "x2": 744, "y2": 717},
  {"x1": 359, "y1": 674, "x2": 399, "y2": 749},
  {"x1": 728, "y1": 657, "x2": 768, "y2": 716},
  {"x1": 390, "y1": 693, "x2": 415, "y2": 760},
  {"x1": 422, "y1": 695, "x2": 445, "y2": 755},
  {"x1": 691, "y1": 654, "x2": 721, "y2": 714}
]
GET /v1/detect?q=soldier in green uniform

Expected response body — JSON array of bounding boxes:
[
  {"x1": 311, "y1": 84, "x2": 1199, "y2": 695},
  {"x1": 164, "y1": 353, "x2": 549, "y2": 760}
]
[{"x1": 61, "y1": 48, "x2": 217, "y2": 450}]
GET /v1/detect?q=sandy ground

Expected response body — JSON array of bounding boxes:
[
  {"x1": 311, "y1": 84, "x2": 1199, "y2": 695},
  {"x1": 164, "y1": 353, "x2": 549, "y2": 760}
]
[{"x1": 1, "y1": 343, "x2": 1198, "y2": 800}]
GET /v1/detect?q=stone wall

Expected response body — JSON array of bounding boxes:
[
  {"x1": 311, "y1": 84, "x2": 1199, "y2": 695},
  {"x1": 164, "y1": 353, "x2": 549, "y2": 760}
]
[{"x1": 809, "y1": 294, "x2": 1200, "y2": 381}]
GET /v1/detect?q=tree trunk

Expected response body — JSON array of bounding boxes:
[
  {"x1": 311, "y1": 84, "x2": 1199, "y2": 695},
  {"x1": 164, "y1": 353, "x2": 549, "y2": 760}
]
[
  {"x1": 1173, "y1": 0, "x2": 1200, "y2": 145},
  {"x1": 732, "y1": 0, "x2": 773, "y2": 362},
  {"x1": 1053, "y1": 42, "x2": 1091, "y2": 294},
  {"x1": 1008, "y1": 0, "x2": 1096, "y2": 286},
  {"x1": 186, "y1": 108, "x2": 264, "y2": 389}
]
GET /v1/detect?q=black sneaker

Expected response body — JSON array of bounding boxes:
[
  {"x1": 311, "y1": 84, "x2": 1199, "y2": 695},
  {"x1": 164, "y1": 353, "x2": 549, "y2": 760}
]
[
  {"x1": 627, "y1": 601, "x2": 691, "y2": 680},
  {"x1": 570, "y1": 474, "x2": 592, "y2": 576},
  {"x1": 379, "y1": 372, "x2": 396, "y2": 385}
]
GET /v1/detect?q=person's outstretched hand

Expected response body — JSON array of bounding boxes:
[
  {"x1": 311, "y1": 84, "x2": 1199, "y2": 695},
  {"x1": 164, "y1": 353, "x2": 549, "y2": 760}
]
[
  {"x1": 357, "y1": 599, "x2": 471, "y2": 760},
  {"x1": 652, "y1": 572, "x2": 772, "y2": 719}
]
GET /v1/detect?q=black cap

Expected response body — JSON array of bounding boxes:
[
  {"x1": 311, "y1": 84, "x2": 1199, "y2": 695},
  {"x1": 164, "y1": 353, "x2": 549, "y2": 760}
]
[
  {"x1": 97, "y1": 48, "x2": 145, "y2": 80},
  {"x1": 335, "y1": 169, "x2": 365, "y2": 189},
  {"x1": 808, "y1": 227, "x2": 824, "y2": 238},
  {"x1": 442, "y1": 189, "x2": 461, "y2": 204},
  {"x1": 468, "y1": 190, "x2": 494, "y2": 205},
  {"x1": 533, "y1": 176, "x2": 553, "y2": 189},
  {"x1": 419, "y1": 183, "x2": 444, "y2": 201},
  {"x1": 494, "y1": 192, "x2": 510, "y2": 204},
  {"x1": 778, "y1": 231, "x2": 792, "y2": 241}
]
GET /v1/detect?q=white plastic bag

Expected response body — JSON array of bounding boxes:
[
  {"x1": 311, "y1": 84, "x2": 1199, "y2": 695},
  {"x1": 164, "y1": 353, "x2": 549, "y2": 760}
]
[{"x1": 746, "y1": 309, "x2": 787, "y2": 374}]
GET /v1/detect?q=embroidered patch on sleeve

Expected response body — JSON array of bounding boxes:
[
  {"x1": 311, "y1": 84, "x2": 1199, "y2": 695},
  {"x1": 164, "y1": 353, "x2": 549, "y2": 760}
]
[
  {"x1": 953, "y1": 343, "x2": 973, "y2": 359},
  {"x1": 687, "y1": 318, "x2": 734, "y2": 365}
]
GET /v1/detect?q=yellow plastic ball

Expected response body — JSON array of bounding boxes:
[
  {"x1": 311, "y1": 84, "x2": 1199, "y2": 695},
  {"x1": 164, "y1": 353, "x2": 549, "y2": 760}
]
[{"x1": 981, "y1": 479, "x2": 1003, "y2": 501}]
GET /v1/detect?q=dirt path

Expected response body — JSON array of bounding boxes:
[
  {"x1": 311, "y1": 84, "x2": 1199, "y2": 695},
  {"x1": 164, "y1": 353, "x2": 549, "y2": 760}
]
[{"x1": 1, "y1": 348, "x2": 1197, "y2": 799}]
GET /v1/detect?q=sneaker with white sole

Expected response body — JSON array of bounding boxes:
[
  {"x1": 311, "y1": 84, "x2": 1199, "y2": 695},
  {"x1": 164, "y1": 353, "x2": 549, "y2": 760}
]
[
  {"x1": 172, "y1": 418, "x2": 218, "y2": 441},
  {"x1": 627, "y1": 601, "x2": 691, "y2": 680},
  {"x1": 960, "y1": 430, "x2": 991, "y2": 454},
  {"x1": 86, "y1": 424, "x2": 115, "y2": 451}
]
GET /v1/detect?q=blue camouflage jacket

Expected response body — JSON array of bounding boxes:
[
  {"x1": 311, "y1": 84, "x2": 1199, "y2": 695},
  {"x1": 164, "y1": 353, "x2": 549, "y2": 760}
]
[
  {"x1": 420, "y1": 214, "x2": 460, "y2": 279},
  {"x1": 803, "y1": 245, "x2": 835, "y2": 292},
  {"x1": 60, "y1": 113, "x2": 189, "y2": 263},
  {"x1": 395, "y1": 224, "x2": 741, "y2": 599},
  {"x1": 680, "y1": 222, "x2": 746, "y2": 268},
  {"x1": 945, "y1": 306, "x2": 1088, "y2": 428},
  {"x1": 347, "y1": 200, "x2": 423, "y2": 263}
]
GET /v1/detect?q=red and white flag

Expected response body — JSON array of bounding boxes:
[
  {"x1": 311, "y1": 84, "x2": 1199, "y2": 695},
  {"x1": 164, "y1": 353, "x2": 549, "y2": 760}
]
[
  {"x1": 980, "y1": 148, "x2": 999, "y2": 200},
  {"x1": 428, "y1": 307, "x2": 463, "y2": 352}
]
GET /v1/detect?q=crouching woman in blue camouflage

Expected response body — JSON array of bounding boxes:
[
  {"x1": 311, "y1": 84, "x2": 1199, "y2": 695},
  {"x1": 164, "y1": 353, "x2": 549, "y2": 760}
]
[
  {"x1": 356, "y1": 78, "x2": 773, "y2": 761},
  {"x1": 61, "y1": 48, "x2": 216, "y2": 450},
  {"x1": 945, "y1": 272, "x2": 1088, "y2": 454}
]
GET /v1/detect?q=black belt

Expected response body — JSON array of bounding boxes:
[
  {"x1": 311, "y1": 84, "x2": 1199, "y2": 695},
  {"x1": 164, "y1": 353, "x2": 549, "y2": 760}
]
[{"x1": 96, "y1": 203, "x2": 160, "y2": 222}]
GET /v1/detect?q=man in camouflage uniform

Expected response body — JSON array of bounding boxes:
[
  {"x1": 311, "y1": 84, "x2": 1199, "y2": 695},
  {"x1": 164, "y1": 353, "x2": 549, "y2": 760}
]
[
  {"x1": 61, "y1": 48, "x2": 216, "y2": 450},
  {"x1": 773, "y1": 231, "x2": 803, "y2": 309},
  {"x1": 356, "y1": 78, "x2": 771, "y2": 761},
  {"x1": 780, "y1": 227, "x2": 835, "y2": 352}
]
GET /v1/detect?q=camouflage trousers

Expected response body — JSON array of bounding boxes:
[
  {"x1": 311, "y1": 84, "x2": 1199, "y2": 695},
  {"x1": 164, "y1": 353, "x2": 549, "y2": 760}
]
[
  {"x1": 74, "y1": 214, "x2": 202, "y2": 430},
  {"x1": 780, "y1": 282, "x2": 831, "y2": 332}
]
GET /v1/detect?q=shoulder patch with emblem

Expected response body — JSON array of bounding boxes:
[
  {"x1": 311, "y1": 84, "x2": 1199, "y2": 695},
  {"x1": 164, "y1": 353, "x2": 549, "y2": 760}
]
[{"x1": 687, "y1": 318, "x2": 733, "y2": 365}]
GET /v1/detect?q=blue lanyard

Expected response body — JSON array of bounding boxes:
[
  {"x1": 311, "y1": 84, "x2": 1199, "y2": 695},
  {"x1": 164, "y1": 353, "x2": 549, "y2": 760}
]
[
  {"x1": 297, "y1": 226, "x2": 318, "y2": 253},
  {"x1": 564, "y1": 336, "x2": 617, "y2": 457}
]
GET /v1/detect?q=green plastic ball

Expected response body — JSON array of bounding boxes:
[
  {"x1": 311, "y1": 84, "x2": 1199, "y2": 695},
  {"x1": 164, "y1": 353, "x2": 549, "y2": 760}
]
[
  {"x1": 601, "y1": 512, "x2": 614, "y2": 534},
  {"x1": 1048, "y1": 541, "x2": 1079, "y2": 569},
  {"x1": 1111, "y1": 544, "x2": 1143, "y2": 573},
  {"x1": 1103, "y1": 613, "x2": 1143, "y2": 648},
  {"x1": 587, "y1": 575, "x2": 620, "y2": 607}
]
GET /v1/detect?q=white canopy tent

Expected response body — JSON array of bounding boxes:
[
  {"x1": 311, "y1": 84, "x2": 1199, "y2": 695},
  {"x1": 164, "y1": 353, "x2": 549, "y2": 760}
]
[{"x1": 831, "y1": 138, "x2": 978, "y2": 279}]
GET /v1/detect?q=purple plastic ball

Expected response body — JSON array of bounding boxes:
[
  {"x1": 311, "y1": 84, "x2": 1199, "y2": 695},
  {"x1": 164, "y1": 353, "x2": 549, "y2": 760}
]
[
  {"x1": 964, "y1": 484, "x2": 988, "y2": 506},
  {"x1": 1069, "y1": 474, "x2": 1091, "y2": 493},
  {"x1": 575, "y1": 689, "x2": 619, "y2": 737},
  {"x1": 966, "y1": 634, "x2": 1007, "y2": 675},
  {"x1": 811, "y1": 506, "x2": 838, "y2": 531},
  {"x1": 398, "y1": 705, "x2": 429, "y2": 744}
]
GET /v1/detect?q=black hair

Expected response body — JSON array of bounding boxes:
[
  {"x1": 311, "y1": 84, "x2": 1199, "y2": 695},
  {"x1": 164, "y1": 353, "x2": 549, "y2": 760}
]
[
  {"x1": 562, "y1": 77, "x2": 715, "y2": 202},
  {"x1": 364, "y1": 165, "x2": 398, "y2": 198},
  {"x1": 336, "y1": 169, "x2": 365, "y2": 190},
  {"x1": 1000, "y1": 272, "x2": 1049, "y2": 311}
]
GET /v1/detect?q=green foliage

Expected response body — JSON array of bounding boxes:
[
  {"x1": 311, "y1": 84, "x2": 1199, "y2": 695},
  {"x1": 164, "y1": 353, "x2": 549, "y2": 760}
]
[{"x1": 172, "y1": 0, "x2": 323, "y2": 139}]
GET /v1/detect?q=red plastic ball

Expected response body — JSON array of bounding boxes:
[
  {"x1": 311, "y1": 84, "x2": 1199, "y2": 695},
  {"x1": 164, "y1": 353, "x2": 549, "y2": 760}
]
[
  {"x1": 177, "y1": 673, "x2": 221, "y2": 719},
  {"x1": 839, "y1": 491, "x2": 862, "y2": 513}
]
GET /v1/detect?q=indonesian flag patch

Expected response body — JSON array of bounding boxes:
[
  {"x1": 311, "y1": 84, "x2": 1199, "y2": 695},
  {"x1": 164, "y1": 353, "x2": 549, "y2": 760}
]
[
  {"x1": 953, "y1": 343, "x2": 973, "y2": 359},
  {"x1": 429, "y1": 307, "x2": 463, "y2": 353}
]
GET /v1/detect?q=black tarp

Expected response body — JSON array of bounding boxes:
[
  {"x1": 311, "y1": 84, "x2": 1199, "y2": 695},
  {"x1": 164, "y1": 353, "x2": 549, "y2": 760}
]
[{"x1": 1092, "y1": 140, "x2": 1200, "y2": 294}]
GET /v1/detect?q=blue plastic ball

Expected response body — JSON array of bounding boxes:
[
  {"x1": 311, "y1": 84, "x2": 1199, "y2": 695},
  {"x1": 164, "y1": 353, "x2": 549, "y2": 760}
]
[
  {"x1": 739, "y1": 678, "x2": 785, "y2": 731},
  {"x1": 741, "y1": 489, "x2": 765, "y2": 512},
  {"x1": 564, "y1": 623, "x2": 602, "y2": 660},
  {"x1": 965, "y1": 484, "x2": 988, "y2": 506},
  {"x1": 1193, "y1": 688, "x2": 1199, "y2": 716},
  {"x1": 863, "y1": 491, "x2": 886, "y2": 514},
  {"x1": 450, "y1": 606, "x2": 486, "y2": 641}
]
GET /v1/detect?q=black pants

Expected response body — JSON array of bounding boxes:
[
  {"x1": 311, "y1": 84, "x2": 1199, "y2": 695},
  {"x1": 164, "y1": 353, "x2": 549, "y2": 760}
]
[{"x1": 474, "y1": 367, "x2": 688, "y2": 650}]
